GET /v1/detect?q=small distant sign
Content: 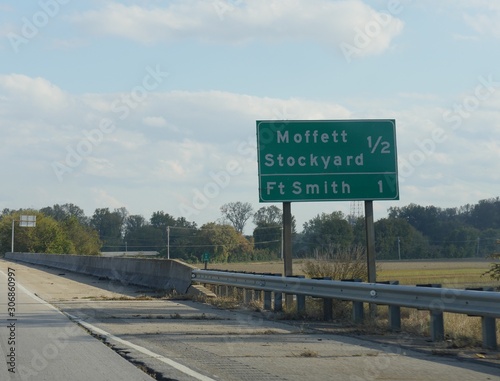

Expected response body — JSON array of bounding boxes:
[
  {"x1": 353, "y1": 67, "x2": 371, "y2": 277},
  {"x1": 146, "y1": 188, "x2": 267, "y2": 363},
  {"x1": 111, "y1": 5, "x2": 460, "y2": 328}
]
[
  {"x1": 202, "y1": 252, "x2": 210, "y2": 262},
  {"x1": 19, "y1": 215, "x2": 36, "y2": 227}
]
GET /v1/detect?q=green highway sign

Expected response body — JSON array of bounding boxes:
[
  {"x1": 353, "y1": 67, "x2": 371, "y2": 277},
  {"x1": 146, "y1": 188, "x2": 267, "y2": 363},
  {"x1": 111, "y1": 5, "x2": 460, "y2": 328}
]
[{"x1": 256, "y1": 120, "x2": 399, "y2": 202}]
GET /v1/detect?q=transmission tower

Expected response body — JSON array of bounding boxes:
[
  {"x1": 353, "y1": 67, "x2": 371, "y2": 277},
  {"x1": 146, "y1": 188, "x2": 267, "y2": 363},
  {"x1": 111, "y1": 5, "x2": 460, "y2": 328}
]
[{"x1": 349, "y1": 201, "x2": 364, "y2": 220}]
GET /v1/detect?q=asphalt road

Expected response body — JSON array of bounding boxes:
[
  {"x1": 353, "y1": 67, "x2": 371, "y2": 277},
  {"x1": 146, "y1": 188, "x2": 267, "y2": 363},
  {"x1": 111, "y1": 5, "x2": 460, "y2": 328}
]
[
  {"x1": 1, "y1": 258, "x2": 499, "y2": 381},
  {"x1": 0, "y1": 262, "x2": 155, "y2": 381}
]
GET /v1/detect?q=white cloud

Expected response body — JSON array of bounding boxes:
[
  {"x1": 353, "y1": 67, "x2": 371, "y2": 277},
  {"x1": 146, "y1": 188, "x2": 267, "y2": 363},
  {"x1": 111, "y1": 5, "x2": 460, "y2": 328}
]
[
  {"x1": 69, "y1": 0, "x2": 403, "y2": 57},
  {"x1": 0, "y1": 74, "x2": 70, "y2": 113},
  {"x1": 90, "y1": 188, "x2": 127, "y2": 210},
  {"x1": 410, "y1": 1, "x2": 500, "y2": 39},
  {"x1": 143, "y1": 116, "x2": 167, "y2": 127},
  {"x1": 463, "y1": 12, "x2": 500, "y2": 39},
  {"x1": 49, "y1": 38, "x2": 88, "y2": 50},
  {"x1": 1, "y1": 73, "x2": 500, "y2": 228},
  {"x1": 452, "y1": 33, "x2": 479, "y2": 41}
]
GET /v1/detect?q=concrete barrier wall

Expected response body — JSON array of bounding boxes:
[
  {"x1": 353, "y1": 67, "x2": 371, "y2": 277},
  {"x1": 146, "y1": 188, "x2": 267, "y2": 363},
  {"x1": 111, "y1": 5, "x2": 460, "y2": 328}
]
[{"x1": 4, "y1": 252, "x2": 195, "y2": 294}]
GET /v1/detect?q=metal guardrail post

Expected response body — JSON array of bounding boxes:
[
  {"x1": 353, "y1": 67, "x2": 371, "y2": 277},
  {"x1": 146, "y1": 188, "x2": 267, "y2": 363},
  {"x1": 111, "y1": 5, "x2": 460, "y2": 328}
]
[
  {"x1": 352, "y1": 299, "x2": 364, "y2": 323},
  {"x1": 244, "y1": 289, "x2": 253, "y2": 304},
  {"x1": 323, "y1": 298, "x2": 333, "y2": 321},
  {"x1": 389, "y1": 307, "x2": 401, "y2": 332},
  {"x1": 296, "y1": 295, "x2": 306, "y2": 314},
  {"x1": 430, "y1": 310, "x2": 445, "y2": 341},
  {"x1": 418, "y1": 284, "x2": 444, "y2": 341},
  {"x1": 264, "y1": 291, "x2": 272, "y2": 310},
  {"x1": 378, "y1": 280, "x2": 401, "y2": 331},
  {"x1": 265, "y1": 273, "x2": 281, "y2": 311},
  {"x1": 467, "y1": 287, "x2": 497, "y2": 350},
  {"x1": 274, "y1": 292, "x2": 283, "y2": 312},
  {"x1": 482, "y1": 315, "x2": 497, "y2": 350},
  {"x1": 288, "y1": 275, "x2": 306, "y2": 314},
  {"x1": 343, "y1": 279, "x2": 364, "y2": 323},
  {"x1": 314, "y1": 277, "x2": 333, "y2": 321}
]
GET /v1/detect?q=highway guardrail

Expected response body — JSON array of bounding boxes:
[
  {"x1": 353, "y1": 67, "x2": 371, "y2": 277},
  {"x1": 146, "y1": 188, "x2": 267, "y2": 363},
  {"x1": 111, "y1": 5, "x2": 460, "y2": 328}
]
[{"x1": 192, "y1": 269, "x2": 499, "y2": 349}]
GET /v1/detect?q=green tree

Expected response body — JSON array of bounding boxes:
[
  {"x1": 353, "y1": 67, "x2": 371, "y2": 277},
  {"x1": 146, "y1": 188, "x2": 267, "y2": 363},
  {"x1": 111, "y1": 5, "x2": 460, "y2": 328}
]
[
  {"x1": 351, "y1": 217, "x2": 366, "y2": 246},
  {"x1": 478, "y1": 229, "x2": 500, "y2": 257},
  {"x1": 388, "y1": 204, "x2": 445, "y2": 242},
  {"x1": 150, "y1": 211, "x2": 176, "y2": 230},
  {"x1": 467, "y1": 197, "x2": 500, "y2": 230},
  {"x1": 374, "y1": 218, "x2": 430, "y2": 259},
  {"x1": 253, "y1": 223, "x2": 281, "y2": 254},
  {"x1": 124, "y1": 215, "x2": 146, "y2": 236},
  {"x1": 252, "y1": 206, "x2": 282, "y2": 255},
  {"x1": 61, "y1": 216, "x2": 101, "y2": 255},
  {"x1": 40, "y1": 203, "x2": 88, "y2": 225},
  {"x1": 441, "y1": 225, "x2": 480, "y2": 258},
  {"x1": 0, "y1": 211, "x2": 74, "y2": 254},
  {"x1": 151, "y1": 212, "x2": 198, "y2": 259},
  {"x1": 197, "y1": 223, "x2": 252, "y2": 262},
  {"x1": 220, "y1": 202, "x2": 253, "y2": 233},
  {"x1": 253, "y1": 206, "x2": 282, "y2": 225},
  {"x1": 90, "y1": 208, "x2": 126, "y2": 251},
  {"x1": 302, "y1": 211, "x2": 353, "y2": 255},
  {"x1": 30, "y1": 215, "x2": 74, "y2": 253}
]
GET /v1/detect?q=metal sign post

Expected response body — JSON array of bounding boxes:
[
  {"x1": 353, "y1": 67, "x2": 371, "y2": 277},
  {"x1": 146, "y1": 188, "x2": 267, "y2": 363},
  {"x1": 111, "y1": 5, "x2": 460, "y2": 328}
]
[
  {"x1": 282, "y1": 202, "x2": 294, "y2": 307},
  {"x1": 256, "y1": 120, "x2": 399, "y2": 301},
  {"x1": 364, "y1": 201, "x2": 376, "y2": 284},
  {"x1": 202, "y1": 252, "x2": 210, "y2": 270},
  {"x1": 282, "y1": 202, "x2": 293, "y2": 277}
]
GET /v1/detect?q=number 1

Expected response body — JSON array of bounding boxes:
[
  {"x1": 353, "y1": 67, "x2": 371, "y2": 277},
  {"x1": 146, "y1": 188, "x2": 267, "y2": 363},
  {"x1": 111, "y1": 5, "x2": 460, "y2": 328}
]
[{"x1": 378, "y1": 180, "x2": 383, "y2": 193}]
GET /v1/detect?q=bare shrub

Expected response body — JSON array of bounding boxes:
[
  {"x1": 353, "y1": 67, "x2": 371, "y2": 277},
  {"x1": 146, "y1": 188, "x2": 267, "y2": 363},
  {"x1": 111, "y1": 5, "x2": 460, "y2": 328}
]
[
  {"x1": 483, "y1": 253, "x2": 500, "y2": 283},
  {"x1": 301, "y1": 245, "x2": 368, "y2": 281}
]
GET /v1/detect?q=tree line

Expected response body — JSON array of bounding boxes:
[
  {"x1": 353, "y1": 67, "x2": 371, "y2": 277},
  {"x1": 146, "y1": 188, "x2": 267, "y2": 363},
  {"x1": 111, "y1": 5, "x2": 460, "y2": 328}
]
[{"x1": 1, "y1": 197, "x2": 500, "y2": 261}]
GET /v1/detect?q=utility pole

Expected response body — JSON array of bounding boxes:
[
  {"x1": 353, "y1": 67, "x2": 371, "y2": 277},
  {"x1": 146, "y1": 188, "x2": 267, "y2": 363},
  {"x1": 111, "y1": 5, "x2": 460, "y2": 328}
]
[
  {"x1": 11, "y1": 219, "x2": 15, "y2": 253},
  {"x1": 398, "y1": 237, "x2": 401, "y2": 260},
  {"x1": 167, "y1": 226, "x2": 170, "y2": 259}
]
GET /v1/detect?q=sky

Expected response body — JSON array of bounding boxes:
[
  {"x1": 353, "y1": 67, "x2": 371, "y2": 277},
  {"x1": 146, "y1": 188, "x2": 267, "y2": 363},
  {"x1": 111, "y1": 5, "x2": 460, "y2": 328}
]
[{"x1": 1, "y1": 0, "x2": 500, "y2": 234}]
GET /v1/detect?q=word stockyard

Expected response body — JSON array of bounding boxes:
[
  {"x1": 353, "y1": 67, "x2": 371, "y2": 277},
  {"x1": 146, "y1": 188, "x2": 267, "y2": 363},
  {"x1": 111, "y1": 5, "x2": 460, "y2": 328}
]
[
  {"x1": 264, "y1": 129, "x2": 364, "y2": 170},
  {"x1": 264, "y1": 153, "x2": 364, "y2": 170}
]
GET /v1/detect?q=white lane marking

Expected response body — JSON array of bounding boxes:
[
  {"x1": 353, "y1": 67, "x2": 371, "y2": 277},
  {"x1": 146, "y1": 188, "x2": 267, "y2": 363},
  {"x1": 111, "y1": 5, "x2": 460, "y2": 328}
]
[
  {"x1": 0, "y1": 269, "x2": 63, "y2": 314},
  {"x1": 65, "y1": 312, "x2": 217, "y2": 381},
  {"x1": 1, "y1": 269, "x2": 216, "y2": 381}
]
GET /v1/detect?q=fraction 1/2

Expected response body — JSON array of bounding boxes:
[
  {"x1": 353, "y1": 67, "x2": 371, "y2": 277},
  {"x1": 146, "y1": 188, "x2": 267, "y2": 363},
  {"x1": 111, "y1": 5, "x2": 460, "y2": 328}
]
[{"x1": 367, "y1": 136, "x2": 391, "y2": 154}]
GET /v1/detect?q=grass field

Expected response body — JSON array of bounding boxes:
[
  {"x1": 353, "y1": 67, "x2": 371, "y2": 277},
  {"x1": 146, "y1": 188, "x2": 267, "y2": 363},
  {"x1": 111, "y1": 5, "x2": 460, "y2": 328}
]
[{"x1": 206, "y1": 258, "x2": 498, "y2": 289}]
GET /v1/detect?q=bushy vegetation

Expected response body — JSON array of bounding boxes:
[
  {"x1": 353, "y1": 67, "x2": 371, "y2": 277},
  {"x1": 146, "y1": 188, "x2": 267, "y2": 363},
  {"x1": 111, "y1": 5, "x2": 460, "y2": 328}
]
[
  {"x1": 301, "y1": 245, "x2": 368, "y2": 281},
  {"x1": 295, "y1": 198, "x2": 500, "y2": 260},
  {"x1": 483, "y1": 254, "x2": 500, "y2": 281},
  {"x1": 0, "y1": 208, "x2": 100, "y2": 255},
  {"x1": 2, "y1": 197, "x2": 500, "y2": 264}
]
